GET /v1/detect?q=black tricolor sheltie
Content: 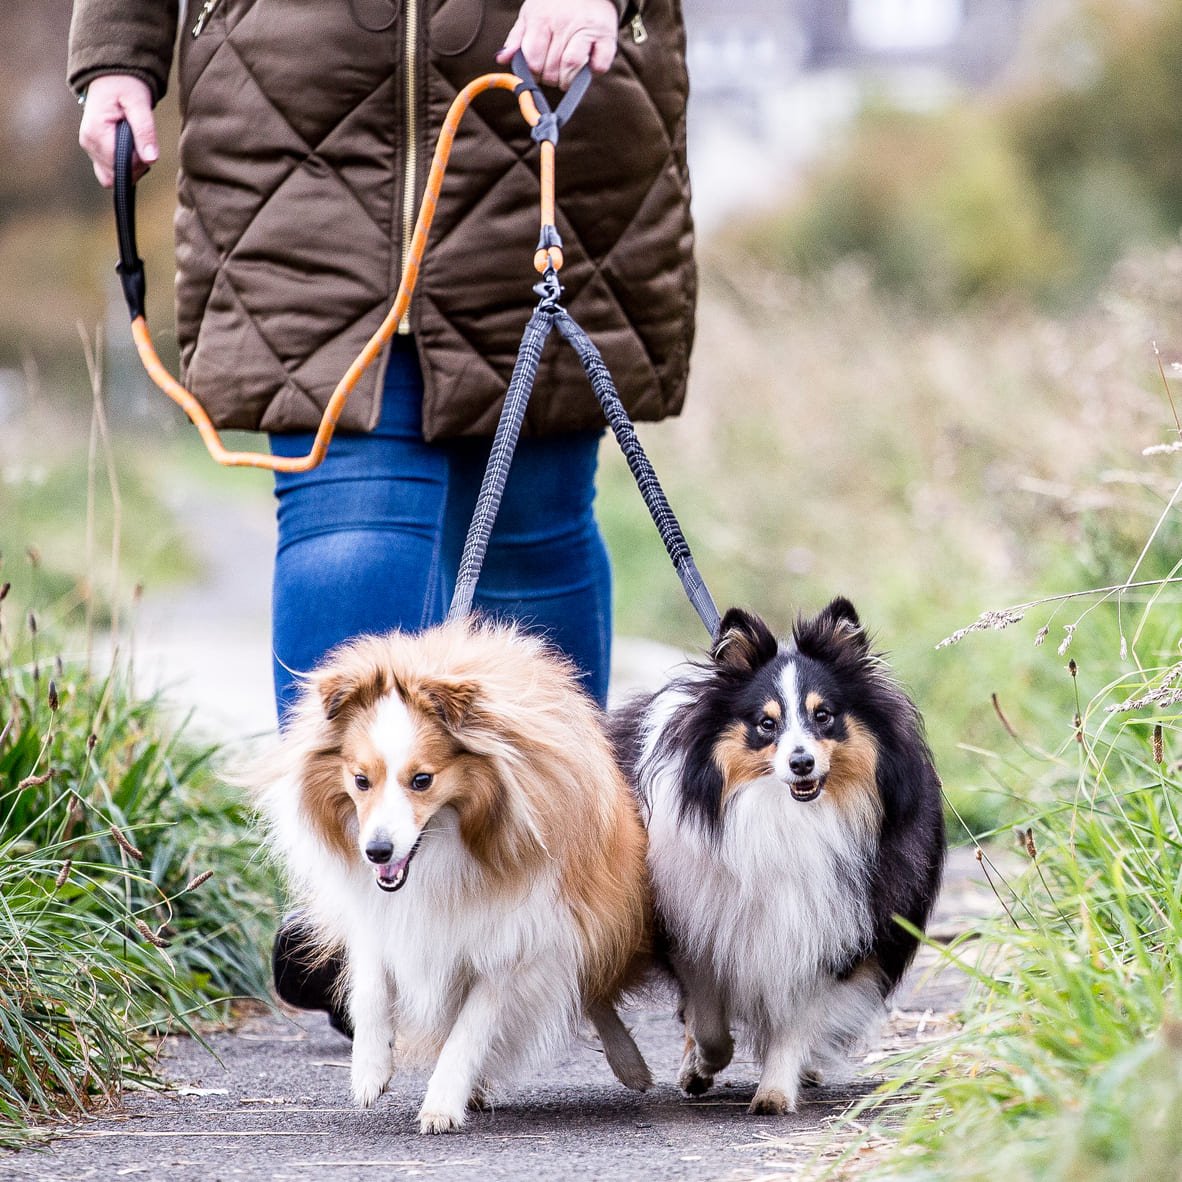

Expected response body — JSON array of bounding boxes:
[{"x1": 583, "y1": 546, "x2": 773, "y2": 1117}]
[{"x1": 612, "y1": 597, "x2": 945, "y2": 1114}]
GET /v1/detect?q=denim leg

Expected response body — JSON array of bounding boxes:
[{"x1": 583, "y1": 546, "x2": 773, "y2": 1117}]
[
  {"x1": 440, "y1": 431, "x2": 613, "y2": 707},
  {"x1": 269, "y1": 345, "x2": 448, "y2": 725},
  {"x1": 269, "y1": 345, "x2": 613, "y2": 723}
]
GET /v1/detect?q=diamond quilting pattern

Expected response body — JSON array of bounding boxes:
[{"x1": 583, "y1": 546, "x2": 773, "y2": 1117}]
[
  {"x1": 173, "y1": 0, "x2": 694, "y2": 437},
  {"x1": 222, "y1": 1, "x2": 398, "y2": 150}
]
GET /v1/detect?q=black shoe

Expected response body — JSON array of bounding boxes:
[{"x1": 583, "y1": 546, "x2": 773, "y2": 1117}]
[{"x1": 272, "y1": 915, "x2": 353, "y2": 1039}]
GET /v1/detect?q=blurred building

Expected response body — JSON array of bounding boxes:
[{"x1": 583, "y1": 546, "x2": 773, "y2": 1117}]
[{"x1": 681, "y1": 0, "x2": 1032, "y2": 226}]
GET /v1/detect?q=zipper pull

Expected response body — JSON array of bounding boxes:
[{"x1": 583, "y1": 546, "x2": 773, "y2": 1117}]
[
  {"x1": 630, "y1": 12, "x2": 648, "y2": 44},
  {"x1": 191, "y1": 0, "x2": 222, "y2": 38}
]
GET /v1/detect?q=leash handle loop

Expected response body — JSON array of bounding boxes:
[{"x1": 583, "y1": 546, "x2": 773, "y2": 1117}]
[
  {"x1": 113, "y1": 119, "x2": 147, "y2": 321},
  {"x1": 510, "y1": 51, "x2": 593, "y2": 143},
  {"x1": 112, "y1": 70, "x2": 551, "y2": 472}
]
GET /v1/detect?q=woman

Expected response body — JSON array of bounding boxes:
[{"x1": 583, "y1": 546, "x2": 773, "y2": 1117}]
[{"x1": 70, "y1": 0, "x2": 695, "y2": 1026}]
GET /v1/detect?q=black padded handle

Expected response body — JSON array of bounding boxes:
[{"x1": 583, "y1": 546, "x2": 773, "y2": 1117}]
[{"x1": 113, "y1": 118, "x2": 147, "y2": 320}]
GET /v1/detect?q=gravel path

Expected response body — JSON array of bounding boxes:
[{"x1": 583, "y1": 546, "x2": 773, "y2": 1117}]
[{"x1": 6, "y1": 849, "x2": 987, "y2": 1182}]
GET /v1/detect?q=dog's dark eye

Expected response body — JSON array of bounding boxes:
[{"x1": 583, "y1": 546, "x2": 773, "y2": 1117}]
[
  {"x1": 353, "y1": 772, "x2": 371, "y2": 791},
  {"x1": 756, "y1": 716, "x2": 777, "y2": 737},
  {"x1": 814, "y1": 707, "x2": 834, "y2": 728},
  {"x1": 410, "y1": 772, "x2": 434, "y2": 792}
]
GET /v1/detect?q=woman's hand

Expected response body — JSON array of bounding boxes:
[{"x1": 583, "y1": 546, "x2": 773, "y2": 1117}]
[
  {"x1": 496, "y1": 0, "x2": 619, "y2": 90},
  {"x1": 78, "y1": 74, "x2": 158, "y2": 188}
]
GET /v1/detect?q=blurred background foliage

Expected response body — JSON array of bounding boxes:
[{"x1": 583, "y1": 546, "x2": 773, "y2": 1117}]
[{"x1": 730, "y1": 0, "x2": 1182, "y2": 306}]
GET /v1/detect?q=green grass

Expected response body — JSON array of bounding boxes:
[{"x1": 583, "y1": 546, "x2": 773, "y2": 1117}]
[
  {"x1": 0, "y1": 606, "x2": 278, "y2": 1147},
  {"x1": 794, "y1": 447, "x2": 1182, "y2": 1179},
  {"x1": 819, "y1": 659, "x2": 1182, "y2": 1179},
  {"x1": 0, "y1": 427, "x2": 198, "y2": 630}
]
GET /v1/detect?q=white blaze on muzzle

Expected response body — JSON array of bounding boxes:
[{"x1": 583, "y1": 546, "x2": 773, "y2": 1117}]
[
  {"x1": 773, "y1": 662, "x2": 830, "y2": 801},
  {"x1": 360, "y1": 695, "x2": 427, "y2": 891}
]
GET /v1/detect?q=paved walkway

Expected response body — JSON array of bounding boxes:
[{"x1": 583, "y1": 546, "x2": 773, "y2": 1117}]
[{"x1": 7, "y1": 849, "x2": 986, "y2": 1182}]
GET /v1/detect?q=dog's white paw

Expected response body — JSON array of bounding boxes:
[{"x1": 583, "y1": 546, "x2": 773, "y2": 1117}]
[
  {"x1": 350, "y1": 1057, "x2": 392, "y2": 1108},
  {"x1": 748, "y1": 1086, "x2": 797, "y2": 1115},
  {"x1": 418, "y1": 1106, "x2": 466, "y2": 1135}
]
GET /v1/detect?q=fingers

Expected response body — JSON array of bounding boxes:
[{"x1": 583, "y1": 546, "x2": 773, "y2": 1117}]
[
  {"x1": 78, "y1": 74, "x2": 157, "y2": 189},
  {"x1": 496, "y1": 0, "x2": 618, "y2": 89},
  {"x1": 495, "y1": 15, "x2": 525, "y2": 63},
  {"x1": 586, "y1": 32, "x2": 617, "y2": 77},
  {"x1": 558, "y1": 29, "x2": 616, "y2": 89}
]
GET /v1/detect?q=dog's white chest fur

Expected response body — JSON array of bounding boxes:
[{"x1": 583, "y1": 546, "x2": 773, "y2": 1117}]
[
  {"x1": 366, "y1": 812, "x2": 579, "y2": 1048},
  {"x1": 282, "y1": 803, "x2": 581, "y2": 1062},
  {"x1": 648, "y1": 772, "x2": 875, "y2": 1012}
]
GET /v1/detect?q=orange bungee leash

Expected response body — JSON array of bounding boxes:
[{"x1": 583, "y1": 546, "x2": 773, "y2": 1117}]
[
  {"x1": 113, "y1": 56, "x2": 722, "y2": 637},
  {"x1": 111, "y1": 53, "x2": 583, "y2": 474}
]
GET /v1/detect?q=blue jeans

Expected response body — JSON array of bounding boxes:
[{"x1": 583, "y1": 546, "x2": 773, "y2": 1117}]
[{"x1": 269, "y1": 339, "x2": 612, "y2": 725}]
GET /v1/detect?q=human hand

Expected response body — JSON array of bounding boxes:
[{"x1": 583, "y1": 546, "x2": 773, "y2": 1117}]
[
  {"x1": 496, "y1": 0, "x2": 619, "y2": 90},
  {"x1": 78, "y1": 74, "x2": 158, "y2": 188}
]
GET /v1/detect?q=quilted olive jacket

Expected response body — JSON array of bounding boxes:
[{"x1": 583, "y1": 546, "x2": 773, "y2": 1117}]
[{"x1": 68, "y1": 0, "x2": 696, "y2": 440}]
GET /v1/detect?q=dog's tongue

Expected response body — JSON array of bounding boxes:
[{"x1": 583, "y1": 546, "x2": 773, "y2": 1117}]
[{"x1": 375, "y1": 851, "x2": 414, "y2": 893}]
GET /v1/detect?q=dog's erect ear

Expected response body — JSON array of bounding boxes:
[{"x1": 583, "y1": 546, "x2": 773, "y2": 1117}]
[
  {"x1": 419, "y1": 678, "x2": 480, "y2": 733},
  {"x1": 712, "y1": 608, "x2": 779, "y2": 673},
  {"x1": 317, "y1": 663, "x2": 388, "y2": 721},
  {"x1": 795, "y1": 596, "x2": 870, "y2": 660},
  {"x1": 818, "y1": 596, "x2": 864, "y2": 640}
]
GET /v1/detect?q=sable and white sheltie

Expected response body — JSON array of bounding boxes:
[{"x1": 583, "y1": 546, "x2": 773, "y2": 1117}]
[
  {"x1": 252, "y1": 618, "x2": 653, "y2": 1134},
  {"x1": 612, "y1": 597, "x2": 945, "y2": 1115}
]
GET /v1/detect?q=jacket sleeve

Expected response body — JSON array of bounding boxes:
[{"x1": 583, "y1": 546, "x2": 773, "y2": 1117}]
[{"x1": 67, "y1": 0, "x2": 180, "y2": 104}]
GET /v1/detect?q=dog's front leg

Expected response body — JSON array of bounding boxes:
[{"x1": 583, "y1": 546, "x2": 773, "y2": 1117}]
[
  {"x1": 347, "y1": 939, "x2": 396, "y2": 1108},
  {"x1": 417, "y1": 977, "x2": 505, "y2": 1134},
  {"x1": 675, "y1": 958, "x2": 734, "y2": 1096},
  {"x1": 749, "y1": 1032, "x2": 808, "y2": 1115}
]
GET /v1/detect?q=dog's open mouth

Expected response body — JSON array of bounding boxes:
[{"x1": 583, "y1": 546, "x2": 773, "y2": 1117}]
[
  {"x1": 375, "y1": 836, "x2": 421, "y2": 893},
  {"x1": 789, "y1": 777, "x2": 826, "y2": 803}
]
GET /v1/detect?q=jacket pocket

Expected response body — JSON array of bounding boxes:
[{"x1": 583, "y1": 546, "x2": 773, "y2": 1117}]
[
  {"x1": 346, "y1": 0, "x2": 402, "y2": 33},
  {"x1": 430, "y1": 0, "x2": 484, "y2": 57}
]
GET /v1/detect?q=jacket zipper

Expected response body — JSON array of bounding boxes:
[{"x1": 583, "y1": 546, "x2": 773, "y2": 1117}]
[
  {"x1": 630, "y1": 10, "x2": 648, "y2": 43},
  {"x1": 191, "y1": 0, "x2": 223, "y2": 38},
  {"x1": 399, "y1": 0, "x2": 419, "y2": 334}
]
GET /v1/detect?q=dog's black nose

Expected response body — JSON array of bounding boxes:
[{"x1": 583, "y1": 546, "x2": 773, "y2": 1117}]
[
  {"x1": 788, "y1": 749, "x2": 815, "y2": 777},
  {"x1": 365, "y1": 839, "x2": 394, "y2": 864}
]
